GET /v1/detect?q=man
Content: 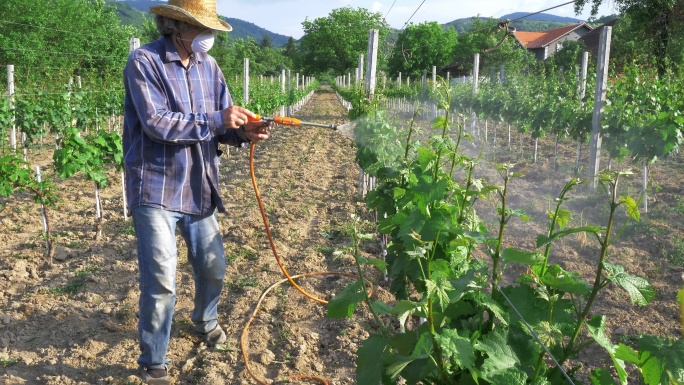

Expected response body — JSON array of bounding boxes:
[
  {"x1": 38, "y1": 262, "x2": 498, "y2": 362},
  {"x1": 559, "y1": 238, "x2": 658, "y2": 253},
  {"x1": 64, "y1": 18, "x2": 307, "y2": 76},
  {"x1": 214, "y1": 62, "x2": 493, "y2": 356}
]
[{"x1": 122, "y1": 0, "x2": 269, "y2": 383}]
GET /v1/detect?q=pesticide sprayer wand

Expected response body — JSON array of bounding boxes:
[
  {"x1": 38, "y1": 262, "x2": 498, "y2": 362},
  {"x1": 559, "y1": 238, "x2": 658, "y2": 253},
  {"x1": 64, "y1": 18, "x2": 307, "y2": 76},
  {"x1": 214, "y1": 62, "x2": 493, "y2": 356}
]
[{"x1": 249, "y1": 114, "x2": 337, "y2": 130}]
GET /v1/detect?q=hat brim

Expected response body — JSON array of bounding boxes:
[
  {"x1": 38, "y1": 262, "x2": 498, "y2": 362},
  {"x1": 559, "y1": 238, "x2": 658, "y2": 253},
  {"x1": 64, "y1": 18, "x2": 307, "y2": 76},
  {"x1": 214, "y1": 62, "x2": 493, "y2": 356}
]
[{"x1": 150, "y1": 5, "x2": 232, "y2": 32}]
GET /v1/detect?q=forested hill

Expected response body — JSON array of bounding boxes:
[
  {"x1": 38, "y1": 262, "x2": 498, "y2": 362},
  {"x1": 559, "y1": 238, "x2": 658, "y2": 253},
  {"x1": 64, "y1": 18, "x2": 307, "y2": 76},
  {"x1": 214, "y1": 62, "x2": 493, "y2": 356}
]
[
  {"x1": 443, "y1": 12, "x2": 587, "y2": 33},
  {"x1": 107, "y1": 0, "x2": 292, "y2": 46},
  {"x1": 222, "y1": 18, "x2": 291, "y2": 47}
]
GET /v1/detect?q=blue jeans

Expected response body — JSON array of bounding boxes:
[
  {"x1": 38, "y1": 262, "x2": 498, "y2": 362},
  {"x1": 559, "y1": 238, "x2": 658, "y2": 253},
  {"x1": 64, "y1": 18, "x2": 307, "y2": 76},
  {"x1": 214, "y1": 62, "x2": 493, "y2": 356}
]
[{"x1": 132, "y1": 206, "x2": 226, "y2": 369}]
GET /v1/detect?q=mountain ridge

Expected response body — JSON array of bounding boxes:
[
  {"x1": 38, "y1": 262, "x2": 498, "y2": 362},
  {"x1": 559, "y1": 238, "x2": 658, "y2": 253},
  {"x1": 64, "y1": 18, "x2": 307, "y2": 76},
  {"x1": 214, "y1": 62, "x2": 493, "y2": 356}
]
[
  {"x1": 112, "y1": 0, "x2": 292, "y2": 46},
  {"x1": 111, "y1": 1, "x2": 599, "y2": 43}
]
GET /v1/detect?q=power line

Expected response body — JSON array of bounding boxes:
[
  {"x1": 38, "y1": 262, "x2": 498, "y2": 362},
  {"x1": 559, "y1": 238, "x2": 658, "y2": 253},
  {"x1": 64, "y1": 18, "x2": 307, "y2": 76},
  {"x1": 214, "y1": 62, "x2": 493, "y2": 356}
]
[
  {"x1": 508, "y1": 1, "x2": 577, "y2": 23},
  {"x1": 384, "y1": 0, "x2": 398, "y2": 20},
  {"x1": 398, "y1": 0, "x2": 584, "y2": 56},
  {"x1": 401, "y1": 0, "x2": 428, "y2": 30}
]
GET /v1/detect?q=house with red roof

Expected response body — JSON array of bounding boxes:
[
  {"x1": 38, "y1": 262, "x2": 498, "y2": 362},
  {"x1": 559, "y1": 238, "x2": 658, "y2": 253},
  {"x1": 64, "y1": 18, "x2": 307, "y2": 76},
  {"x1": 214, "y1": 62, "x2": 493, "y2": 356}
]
[{"x1": 513, "y1": 22, "x2": 593, "y2": 60}]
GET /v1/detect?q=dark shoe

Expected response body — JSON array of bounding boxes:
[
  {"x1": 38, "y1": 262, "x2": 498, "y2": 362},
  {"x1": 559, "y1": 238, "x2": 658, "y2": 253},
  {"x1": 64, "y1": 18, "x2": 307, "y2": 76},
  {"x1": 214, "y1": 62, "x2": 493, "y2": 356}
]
[
  {"x1": 203, "y1": 324, "x2": 226, "y2": 347},
  {"x1": 141, "y1": 366, "x2": 169, "y2": 385}
]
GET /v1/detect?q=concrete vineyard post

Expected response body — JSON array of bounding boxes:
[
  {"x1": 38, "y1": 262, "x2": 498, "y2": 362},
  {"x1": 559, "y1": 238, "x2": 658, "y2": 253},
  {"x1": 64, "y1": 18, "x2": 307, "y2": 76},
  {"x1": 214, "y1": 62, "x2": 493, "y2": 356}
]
[
  {"x1": 432, "y1": 66, "x2": 437, "y2": 88},
  {"x1": 358, "y1": 29, "x2": 380, "y2": 199},
  {"x1": 580, "y1": 52, "x2": 589, "y2": 101},
  {"x1": 287, "y1": 69, "x2": 291, "y2": 117},
  {"x1": 365, "y1": 29, "x2": 379, "y2": 97},
  {"x1": 472, "y1": 54, "x2": 480, "y2": 95},
  {"x1": 280, "y1": 69, "x2": 286, "y2": 117},
  {"x1": 36, "y1": 167, "x2": 50, "y2": 258},
  {"x1": 398, "y1": 72, "x2": 402, "y2": 88},
  {"x1": 8, "y1": 65, "x2": 16, "y2": 150},
  {"x1": 576, "y1": 51, "x2": 590, "y2": 174},
  {"x1": 471, "y1": 54, "x2": 480, "y2": 137},
  {"x1": 358, "y1": 54, "x2": 364, "y2": 84},
  {"x1": 243, "y1": 58, "x2": 249, "y2": 105},
  {"x1": 589, "y1": 27, "x2": 612, "y2": 188},
  {"x1": 94, "y1": 181, "x2": 102, "y2": 239},
  {"x1": 643, "y1": 161, "x2": 648, "y2": 213}
]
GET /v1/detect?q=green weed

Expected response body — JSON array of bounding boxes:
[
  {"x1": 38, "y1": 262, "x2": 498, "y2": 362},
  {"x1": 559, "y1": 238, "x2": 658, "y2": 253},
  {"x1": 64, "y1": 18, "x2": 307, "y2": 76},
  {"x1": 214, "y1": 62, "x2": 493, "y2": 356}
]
[
  {"x1": 667, "y1": 236, "x2": 684, "y2": 268},
  {"x1": 226, "y1": 246, "x2": 259, "y2": 263},
  {"x1": 43, "y1": 265, "x2": 100, "y2": 296},
  {"x1": 315, "y1": 245, "x2": 335, "y2": 256},
  {"x1": 227, "y1": 275, "x2": 258, "y2": 291},
  {"x1": 1, "y1": 357, "x2": 18, "y2": 367}
]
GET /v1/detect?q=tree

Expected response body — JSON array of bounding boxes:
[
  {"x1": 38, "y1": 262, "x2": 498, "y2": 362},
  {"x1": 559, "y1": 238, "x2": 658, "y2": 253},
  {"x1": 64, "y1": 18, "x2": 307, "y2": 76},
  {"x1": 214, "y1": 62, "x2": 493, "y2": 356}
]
[
  {"x1": 284, "y1": 37, "x2": 297, "y2": 58},
  {"x1": 551, "y1": 39, "x2": 587, "y2": 69},
  {"x1": 211, "y1": 37, "x2": 262, "y2": 77},
  {"x1": 259, "y1": 34, "x2": 272, "y2": 49},
  {"x1": 575, "y1": 0, "x2": 684, "y2": 75},
  {"x1": 450, "y1": 18, "x2": 535, "y2": 77},
  {"x1": 0, "y1": 0, "x2": 134, "y2": 83},
  {"x1": 386, "y1": 22, "x2": 457, "y2": 79},
  {"x1": 296, "y1": 7, "x2": 390, "y2": 76}
]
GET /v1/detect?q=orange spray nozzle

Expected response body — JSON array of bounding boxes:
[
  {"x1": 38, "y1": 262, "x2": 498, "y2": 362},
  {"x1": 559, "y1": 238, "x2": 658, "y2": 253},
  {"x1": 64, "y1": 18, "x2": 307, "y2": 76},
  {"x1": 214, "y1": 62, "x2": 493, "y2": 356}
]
[
  {"x1": 272, "y1": 116, "x2": 301, "y2": 126},
  {"x1": 248, "y1": 114, "x2": 336, "y2": 130},
  {"x1": 248, "y1": 115, "x2": 300, "y2": 126}
]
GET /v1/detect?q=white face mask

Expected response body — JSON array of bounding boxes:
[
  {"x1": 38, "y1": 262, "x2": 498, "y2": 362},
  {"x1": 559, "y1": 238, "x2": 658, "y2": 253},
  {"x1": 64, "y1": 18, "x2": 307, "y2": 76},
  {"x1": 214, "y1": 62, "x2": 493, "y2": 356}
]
[{"x1": 191, "y1": 31, "x2": 215, "y2": 53}]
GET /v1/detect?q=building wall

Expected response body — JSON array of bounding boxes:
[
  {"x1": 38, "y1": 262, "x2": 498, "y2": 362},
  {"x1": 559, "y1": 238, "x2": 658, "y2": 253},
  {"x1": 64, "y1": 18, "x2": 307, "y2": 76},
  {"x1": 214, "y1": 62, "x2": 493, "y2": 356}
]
[{"x1": 549, "y1": 30, "x2": 588, "y2": 56}]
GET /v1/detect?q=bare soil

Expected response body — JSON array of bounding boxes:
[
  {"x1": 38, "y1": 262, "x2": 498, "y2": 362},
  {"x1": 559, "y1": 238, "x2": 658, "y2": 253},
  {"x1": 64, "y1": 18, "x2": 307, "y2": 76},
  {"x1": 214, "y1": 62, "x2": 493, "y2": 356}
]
[{"x1": 0, "y1": 86, "x2": 682, "y2": 385}]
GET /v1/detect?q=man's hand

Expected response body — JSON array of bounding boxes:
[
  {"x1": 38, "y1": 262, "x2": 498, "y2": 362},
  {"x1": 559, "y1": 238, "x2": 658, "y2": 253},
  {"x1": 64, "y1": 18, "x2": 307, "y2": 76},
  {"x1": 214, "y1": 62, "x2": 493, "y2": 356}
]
[
  {"x1": 222, "y1": 106, "x2": 256, "y2": 129},
  {"x1": 241, "y1": 121, "x2": 270, "y2": 144}
]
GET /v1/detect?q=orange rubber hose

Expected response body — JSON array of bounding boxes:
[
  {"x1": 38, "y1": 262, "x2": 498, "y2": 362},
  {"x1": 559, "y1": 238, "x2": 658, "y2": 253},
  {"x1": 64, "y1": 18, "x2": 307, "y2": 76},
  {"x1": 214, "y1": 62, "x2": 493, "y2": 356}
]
[
  {"x1": 249, "y1": 142, "x2": 328, "y2": 304},
  {"x1": 241, "y1": 142, "x2": 373, "y2": 385}
]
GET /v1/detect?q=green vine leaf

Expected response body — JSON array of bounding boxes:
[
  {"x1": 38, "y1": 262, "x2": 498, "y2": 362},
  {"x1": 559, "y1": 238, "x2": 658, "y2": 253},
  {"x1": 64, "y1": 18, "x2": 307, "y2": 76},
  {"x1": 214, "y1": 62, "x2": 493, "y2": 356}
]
[
  {"x1": 474, "y1": 328, "x2": 520, "y2": 379},
  {"x1": 589, "y1": 368, "x2": 619, "y2": 385},
  {"x1": 386, "y1": 300, "x2": 422, "y2": 327},
  {"x1": 535, "y1": 321, "x2": 563, "y2": 347},
  {"x1": 586, "y1": 315, "x2": 629, "y2": 384},
  {"x1": 536, "y1": 225, "x2": 602, "y2": 248},
  {"x1": 501, "y1": 248, "x2": 544, "y2": 266},
  {"x1": 488, "y1": 368, "x2": 528, "y2": 384},
  {"x1": 327, "y1": 280, "x2": 364, "y2": 318},
  {"x1": 603, "y1": 263, "x2": 655, "y2": 306},
  {"x1": 434, "y1": 329, "x2": 476, "y2": 372},
  {"x1": 635, "y1": 335, "x2": 684, "y2": 385},
  {"x1": 551, "y1": 208, "x2": 573, "y2": 230},
  {"x1": 356, "y1": 334, "x2": 390, "y2": 385},
  {"x1": 678, "y1": 288, "x2": 684, "y2": 331},
  {"x1": 425, "y1": 276, "x2": 452, "y2": 311},
  {"x1": 537, "y1": 264, "x2": 591, "y2": 296},
  {"x1": 619, "y1": 196, "x2": 641, "y2": 221}
]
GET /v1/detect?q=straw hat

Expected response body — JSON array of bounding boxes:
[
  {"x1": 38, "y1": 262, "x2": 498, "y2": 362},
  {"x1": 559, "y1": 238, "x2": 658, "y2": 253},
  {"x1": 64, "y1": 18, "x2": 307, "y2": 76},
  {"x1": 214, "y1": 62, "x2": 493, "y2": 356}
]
[{"x1": 150, "y1": 0, "x2": 232, "y2": 32}]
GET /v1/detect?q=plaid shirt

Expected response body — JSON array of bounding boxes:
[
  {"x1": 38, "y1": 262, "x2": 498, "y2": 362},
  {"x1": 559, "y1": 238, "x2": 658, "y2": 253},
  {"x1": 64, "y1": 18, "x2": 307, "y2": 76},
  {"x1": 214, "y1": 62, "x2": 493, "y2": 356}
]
[{"x1": 122, "y1": 36, "x2": 246, "y2": 215}]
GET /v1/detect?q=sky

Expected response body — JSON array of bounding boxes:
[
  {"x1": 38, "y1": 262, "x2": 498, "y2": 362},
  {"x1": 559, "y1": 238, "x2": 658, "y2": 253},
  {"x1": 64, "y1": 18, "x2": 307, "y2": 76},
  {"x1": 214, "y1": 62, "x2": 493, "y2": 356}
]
[{"x1": 216, "y1": 0, "x2": 617, "y2": 39}]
